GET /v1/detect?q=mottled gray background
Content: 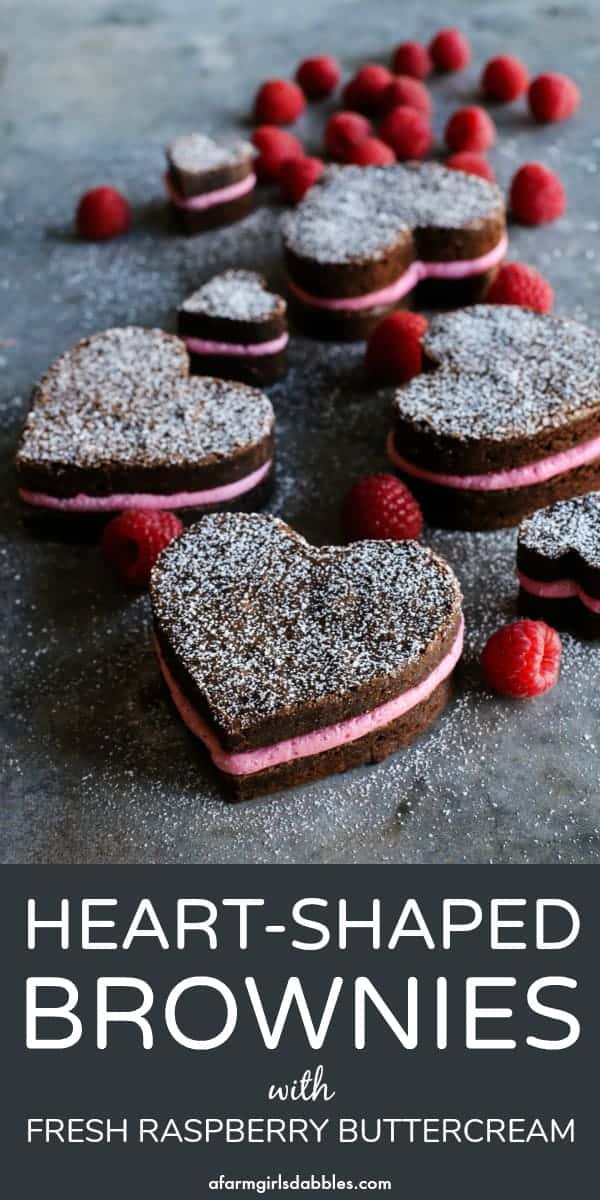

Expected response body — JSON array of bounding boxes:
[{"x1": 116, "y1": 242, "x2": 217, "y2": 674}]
[{"x1": 1, "y1": 0, "x2": 599, "y2": 864}]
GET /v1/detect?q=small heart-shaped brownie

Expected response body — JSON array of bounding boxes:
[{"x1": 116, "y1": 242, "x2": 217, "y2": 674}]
[
  {"x1": 165, "y1": 133, "x2": 256, "y2": 235},
  {"x1": 517, "y1": 492, "x2": 600, "y2": 637},
  {"x1": 16, "y1": 327, "x2": 274, "y2": 523},
  {"x1": 282, "y1": 163, "x2": 506, "y2": 339},
  {"x1": 150, "y1": 512, "x2": 463, "y2": 800},
  {"x1": 389, "y1": 305, "x2": 600, "y2": 530},
  {"x1": 177, "y1": 270, "x2": 288, "y2": 385}
]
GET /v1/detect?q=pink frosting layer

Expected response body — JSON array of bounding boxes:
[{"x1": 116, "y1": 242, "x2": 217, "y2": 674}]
[
  {"x1": 184, "y1": 332, "x2": 288, "y2": 358},
  {"x1": 517, "y1": 569, "x2": 600, "y2": 613},
  {"x1": 19, "y1": 458, "x2": 272, "y2": 513},
  {"x1": 387, "y1": 431, "x2": 600, "y2": 492},
  {"x1": 164, "y1": 171, "x2": 256, "y2": 211},
  {"x1": 155, "y1": 616, "x2": 464, "y2": 777},
  {"x1": 288, "y1": 235, "x2": 508, "y2": 313}
]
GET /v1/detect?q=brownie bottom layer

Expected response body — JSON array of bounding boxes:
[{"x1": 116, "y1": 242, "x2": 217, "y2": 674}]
[
  {"x1": 170, "y1": 193, "x2": 254, "y2": 235},
  {"x1": 393, "y1": 460, "x2": 600, "y2": 531},
  {"x1": 189, "y1": 350, "x2": 287, "y2": 385},
  {"x1": 517, "y1": 589, "x2": 600, "y2": 639}
]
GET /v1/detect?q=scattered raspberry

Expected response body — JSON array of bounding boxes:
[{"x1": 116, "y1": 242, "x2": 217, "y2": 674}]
[
  {"x1": 445, "y1": 106, "x2": 496, "y2": 153},
  {"x1": 365, "y1": 310, "x2": 428, "y2": 383},
  {"x1": 279, "y1": 155, "x2": 324, "y2": 203},
  {"x1": 342, "y1": 474, "x2": 424, "y2": 542},
  {"x1": 296, "y1": 54, "x2": 341, "y2": 99},
  {"x1": 346, "y1": 137, "x2": 396, "y2": 166},
  {"x1": 429, "y1": 28, "x2": 471, "y2": 73},
  {"x1": 254, "y1": 79, "x2": 306, "y2": 125},
  {"x1": 481, "y1": 54, "x2": 529, "y2": 102},
  {"x1": 252, "y1": 126, "x2": 304, "y2": 181},
  {"x1": 76, "y1": 187, "x2": 130, "y2": 240},
  {"x1": 528, "y1": 72, "x2": 580, "y2": 123},
  {"x1": 391, "y1": 41, "x2": 433, "y2": 80},
  {"x1": 382, "y1": 75, "x2": 432, "y2": 117},
  {"x1": 101, "y1": 510, "x2": 183, "y2": 588},
  {"x1": 510, "y1": 162, "x2": 566, "y2": 225},
  {"x1": 325, "y1": 111, "x2": 372, "y2": 160},
  {"x1": 481, "y1": 620, "x2": 561, "y2": 698},
  {"x1": 445, "y1": 151, "x2": 496, "y2": 182},
  {"x1": 379, "y1": 105, "x2": 432, "y2": 160},
  {"x1": 342, "y1": 63, "x2": 393, "y2": 115},
  {"x1": 485, "y1": 262, "x2": 554, "y2": 313}
]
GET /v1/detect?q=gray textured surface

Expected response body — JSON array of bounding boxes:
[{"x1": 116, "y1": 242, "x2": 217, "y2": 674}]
[{"x1": 1, "y1": 0, "x2": 599, "y2": 864}]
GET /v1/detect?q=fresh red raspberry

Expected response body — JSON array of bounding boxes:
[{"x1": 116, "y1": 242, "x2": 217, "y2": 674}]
[
  {"x1": 279, "y1": 155, "x2": 324, "y2": 203},
  {"x1": 342, "y1": 64, "x2": 393, "y2": 115},
  {"x1": 254, "y1": 79, "x2": 306, "y2": 125},
  {"x1": 342, "y1": 474, "x2": 424, "y2": 542},
  {"x1": 485, "y1": 262, "x2": 554, "y2": 313},
  {"x1": 379, "y1": 105, "x2": 432, "y2": 160},
  {"x1": 481, "y1": 55, "x2": 529, "y2": 102},
  {"x1": 445, "y1": 152, "x2": 496, "y2": 182},
  {"x1": 510, "y1": 162, "x2": 566, "y2": 225},
  {"x1": 429, "y1": 28, "x2": 471, "y2": 73},
  {"x1": 391, "y1": 41, "x2": 433, "y2": 80},
  {"x1": 346, "y1": 137, "x2": 396, "y2": 167},
  {"x1": 365, "y1": 310, "x2": 428, "y2": 383},
  {"x1": 528, "y1": 72, "x2": 580, "y2": 123},
  {"x1": 76, "y1": 187, "x2": 130, "y2": 240},
  {"x1": 382, "y1": 75, "x2": 432, "y2": 118},
  {"x1": 101, "y1": 510, "x2": 183, "y2": 588},
  {"x1": 445, "y1": 106, "x2": 496, "y2": 153},
  {"x1": 296, "y1": 55, "x2": 341, "y2": 99},
  {"x1": 252, "y1": 126, "x2": 304, "y2": 181},
  {"x1": 481, "y1": 620, "x2": 561, "y2": 698},
  {"x1": 325, "y1": 111, "x2": 372, "y2": 160}
]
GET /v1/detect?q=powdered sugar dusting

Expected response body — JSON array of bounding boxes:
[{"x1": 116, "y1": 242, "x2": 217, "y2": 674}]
[
  {"x1": 150, "y1": 512, "x2": 462, "y2": 735},
  {"x1": 167, "y1": 133, "x2": 253, "y2": 173},
  {"x1": 281, "y1": 163, "x2": 503, "y2": 264},
  {"x1": 179, "y1": 270, "x2": 285, "y2": 322},
  {"x1": 394, "y1": 305, "x2": 600, "y2": 441},
  {"x1": 519, "y1": 493, "x2": 600, "y2": 567}
]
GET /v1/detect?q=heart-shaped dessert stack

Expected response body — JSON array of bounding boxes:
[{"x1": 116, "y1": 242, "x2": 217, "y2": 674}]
[
  {"x1": 281, "y1": 163, "x2": 506, "y2": 339},
  {"x1": 165, "y1": 133, "x2": 256, "y2": 234},
  {"x1": 177, "y1": 269, "x2": 288, "y2": 385},
  {"x1": 517, "y1": 493, "x2": 600, "y2": 637},
  {"x1": 389, "y1": 305, "x2": 600, "y2": 530},
  {"x1": 16, "y1": 327, "x2": 274, "y2": 522},
  {"x1": 150, "y1": 512, "x2": 463, "y2": 799}
]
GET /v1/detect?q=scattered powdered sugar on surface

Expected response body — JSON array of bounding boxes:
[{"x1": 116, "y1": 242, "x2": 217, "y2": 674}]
[
  {"x1": 394, "y1": 305, "x2": 600, "y2": 441},
  {"x1": 167, "y1": 133, "x2": 252, "y2": 173},
  {"x1": 151, "y1": 512, "x2": 461, "y2": 731},
  {"x1": 17, "y1": 327, "x2": 273, "y2": 468},
  {"x1": 281, "y1": 164, "x2": 503, "y2": 264},
  {"x1": 179, "y1": 270, "x2": 284, "y2": 321},
  {"x1": 519, "y1": 492, "x2": 600, "y2": 566}
]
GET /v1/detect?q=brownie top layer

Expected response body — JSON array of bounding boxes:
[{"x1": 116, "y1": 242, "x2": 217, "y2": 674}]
[
  {"x1": 281, "y1": 163, "x2": 503, "y2": 265},
  {"x1": 17, "y1": 327, "x2": 273, "y2": 471},
  {"x1": 518, "y1": 493, "x2": 600, "y2": 568},
  {"x1": 393, "y1": 305, "x2": 600, "y2": 443},
  {"x1": 150, "y1": 512, "x2": 461, "y2": 737},
  {"x1": 179, "y1": 270, "x2": 286, "y2": 323},
  {"x1": 167, "y1": 133, "x2": 253, "y2": 174}
]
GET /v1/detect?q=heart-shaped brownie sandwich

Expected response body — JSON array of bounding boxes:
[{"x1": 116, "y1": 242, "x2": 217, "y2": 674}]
[
  {"x1": 388, "y1": 305, "x2": 600, "y2": 530},
  {"x1": 517, "y1": 493, "x2": 600, "y2": 637},
  {"x1": 16, "y1": 327, "x2": 274, "y2": 522},
  {"x1": 150, "y1": 512, "x2": 463, "y2": 800},
  {"x1": 165, "y1": 133, "x2": 256, "y2": 234},
  {"x1": 177, "y1": 270, "x2": 288, "y2": 385},
  {"x1": 281, "y1": 163, "x2": 506, "y2": 339}
]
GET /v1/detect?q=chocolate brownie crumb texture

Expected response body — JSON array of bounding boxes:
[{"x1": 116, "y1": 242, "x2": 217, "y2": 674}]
[
  {"x1": 517, "y1": 494, "x2": 600, "y2": 636},
  {"x1": 180, "y1": 270, "x2": 285, "y2": 323},
  {"x1": 519, "y1": 493, "x2": 600, "y2": 568},
  {"x1": 165, "y1": 133, "x2": 255, "y2": 234},
  {"x1": 177, "y1": 271, "x2": 288, "y2": 385}
]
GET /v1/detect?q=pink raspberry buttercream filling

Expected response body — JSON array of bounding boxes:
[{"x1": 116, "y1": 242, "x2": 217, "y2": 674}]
[
  {"x1": 19, "y1": 458, "x2": 272, "y2": 513},
  {"x1": 387, "y1": 431, "x2": 600, "y2": 492},
  {"x1": 184, "y1": 332, "x2": 288, "y2": 358},
  {"x1": 287, "y1": 234, "x2": 508, "y2": 312},
  {"x1": 164, "y1": 171, "x2": 256, "y2": 211},
  {"x1": 517, "y1": 569, "x2": 600, "y2": 613},
  {"x1": 155, "y1": 616, "x2": 464, "y2": 777}
]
